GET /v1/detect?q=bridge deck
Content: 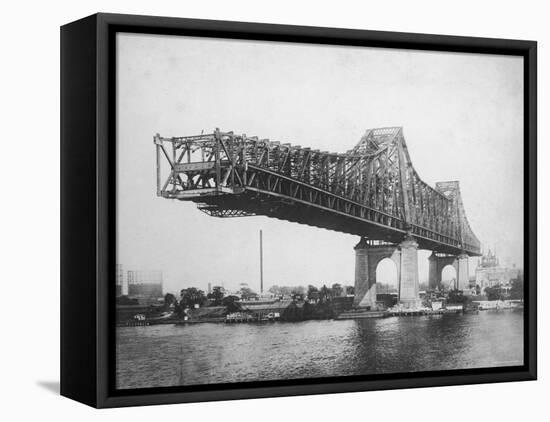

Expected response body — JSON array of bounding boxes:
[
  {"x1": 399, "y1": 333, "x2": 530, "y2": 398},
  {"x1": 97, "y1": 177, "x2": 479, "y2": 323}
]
[{"x1": 155, "y1": 128, "x2": 481, "y2": 257}]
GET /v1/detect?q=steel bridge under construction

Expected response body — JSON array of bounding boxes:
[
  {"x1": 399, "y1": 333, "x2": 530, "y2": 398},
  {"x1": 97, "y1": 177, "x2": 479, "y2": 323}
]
[{"x1": 155, "y1": 127, "x2": 481, "y2": 309}]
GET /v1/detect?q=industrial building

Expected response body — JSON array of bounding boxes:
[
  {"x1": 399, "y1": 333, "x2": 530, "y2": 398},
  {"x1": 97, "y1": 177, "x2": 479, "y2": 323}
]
[
  {"x1": 115, "y1": 264, "x2": 126, "y2": 297},
  {"x1": 127, "y1": 270, "x2": 163, "y2": 303}
]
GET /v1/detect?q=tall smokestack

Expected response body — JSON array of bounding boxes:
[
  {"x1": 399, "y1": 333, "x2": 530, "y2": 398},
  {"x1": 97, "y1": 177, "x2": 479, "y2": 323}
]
[{"x1": 260, "y1": 230, "x2": 264, "y2": 294}]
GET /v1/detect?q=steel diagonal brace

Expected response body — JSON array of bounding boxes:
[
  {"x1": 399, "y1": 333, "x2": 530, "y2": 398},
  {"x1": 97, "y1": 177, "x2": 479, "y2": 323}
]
[
  {"x1": 158, "y1": 139, "x2": 186, "y2": 191},
  {"x1": 218, "y1": 137, "x2": 244, "y2": 187},
  {"x1": 247, "y1": 148, "x2": 267, "y2": 186}
]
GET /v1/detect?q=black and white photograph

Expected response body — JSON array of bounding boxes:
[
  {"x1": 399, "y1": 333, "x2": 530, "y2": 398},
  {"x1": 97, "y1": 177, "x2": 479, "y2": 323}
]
[
  {"x1": 3, "y1": 0, "x2": 547, "y2": 419},
  {"x1": 114, "y1": 32, "x2": 526, "y2": 390}
]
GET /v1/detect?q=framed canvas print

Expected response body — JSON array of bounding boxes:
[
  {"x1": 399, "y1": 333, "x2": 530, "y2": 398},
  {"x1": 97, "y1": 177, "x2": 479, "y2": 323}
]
[{"x1": 60, "y1": 13, "x2": 537, "y2": 408}]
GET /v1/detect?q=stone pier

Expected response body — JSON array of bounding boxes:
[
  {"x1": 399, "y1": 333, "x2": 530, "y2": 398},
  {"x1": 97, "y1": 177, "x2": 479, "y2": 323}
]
[
  {"x1": 353, "y1": 238, "x2": 400, "y2": 309},
  {"x1": 353, "y1": 236, "x2": 422, "y2": 309},
  {"x1": 427, "y1": 251, "x2": 470, "y2": 292},
  {"x1": 428, "y1": 252, "x2": 458, "y2": 290},
  {"x1": 457, "y1": 253, "x2": 470, "y2": 291},
  {"x1": 354, "y1": 236, "x2": 473, "y2": 308},
  {"x1": 398, "y1": 236, "x2": 421, "y2": 308}
]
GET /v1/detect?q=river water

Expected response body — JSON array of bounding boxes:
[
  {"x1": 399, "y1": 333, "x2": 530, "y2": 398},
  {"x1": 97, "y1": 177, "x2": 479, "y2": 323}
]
[{"x1": 116, "y1": 311, "x2": 523, "y2": 389}]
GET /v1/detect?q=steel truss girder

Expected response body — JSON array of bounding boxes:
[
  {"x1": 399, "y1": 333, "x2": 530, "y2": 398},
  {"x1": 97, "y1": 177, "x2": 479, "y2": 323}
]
[{"x1": 155, "y1": 128, "x2": 481, "y2": 256}]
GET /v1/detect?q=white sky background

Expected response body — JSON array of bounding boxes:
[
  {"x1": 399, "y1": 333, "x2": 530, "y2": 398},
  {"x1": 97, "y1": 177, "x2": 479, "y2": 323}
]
[{"x1": 116, "y1": 33, "x2": 523, "y2": 294}]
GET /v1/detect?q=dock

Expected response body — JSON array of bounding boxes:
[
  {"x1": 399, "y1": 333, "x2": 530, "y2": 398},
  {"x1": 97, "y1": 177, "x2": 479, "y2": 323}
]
[{"x1": 336, "y1": 309, "x2": 388, "y2": 320}]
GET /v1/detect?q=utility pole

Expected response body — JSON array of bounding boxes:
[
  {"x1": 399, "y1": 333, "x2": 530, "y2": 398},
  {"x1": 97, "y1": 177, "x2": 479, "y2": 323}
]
[{"x1": 260, "y1": 230, "x2": 264, "y2": 295}]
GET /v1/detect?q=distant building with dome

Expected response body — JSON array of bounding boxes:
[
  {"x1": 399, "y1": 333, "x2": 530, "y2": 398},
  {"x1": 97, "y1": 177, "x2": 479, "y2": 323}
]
[{"x1": 475, "y1": 249, "x2": 520, "y2": 292}]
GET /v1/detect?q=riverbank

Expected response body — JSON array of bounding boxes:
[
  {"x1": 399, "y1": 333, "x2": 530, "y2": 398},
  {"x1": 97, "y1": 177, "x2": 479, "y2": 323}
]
[
  {"x1": 116, "y1": 299, "x2": 523, "y2": 326},
  {"x1": 117, "y1": 297, "x2": 353, "y2": 326}
]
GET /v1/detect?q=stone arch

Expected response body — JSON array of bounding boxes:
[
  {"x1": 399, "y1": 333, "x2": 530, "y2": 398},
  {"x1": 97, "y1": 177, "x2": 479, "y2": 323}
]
[
  {"x1": 375, "y1": 257, "x2": 399, "y2": 293},
  {"x1": 441, "y1": 264, "x2": 458, "y2": 289},
  {"x1": 354, "y1": 240, "x2": 401, "y2": 308},
  {"x1": 428, "y1": 252, "x2": 460, "y2": 289}
]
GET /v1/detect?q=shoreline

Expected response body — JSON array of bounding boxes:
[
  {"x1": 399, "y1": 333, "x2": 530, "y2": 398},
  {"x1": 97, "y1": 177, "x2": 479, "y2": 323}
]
[{"x1": 116, "y1": 306, "x2": 523, "y2": 327}]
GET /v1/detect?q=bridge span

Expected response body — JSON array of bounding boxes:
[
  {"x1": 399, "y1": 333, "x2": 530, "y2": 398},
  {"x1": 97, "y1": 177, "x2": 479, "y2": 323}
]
[{"x1": 155, "y1": 127, "x2": 481, "y2": 308}]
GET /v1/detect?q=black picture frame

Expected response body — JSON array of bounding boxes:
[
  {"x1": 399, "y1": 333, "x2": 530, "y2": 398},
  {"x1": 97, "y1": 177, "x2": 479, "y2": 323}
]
[{"x1": 60, "y1": 12, "x2": 537, "y2": 408}]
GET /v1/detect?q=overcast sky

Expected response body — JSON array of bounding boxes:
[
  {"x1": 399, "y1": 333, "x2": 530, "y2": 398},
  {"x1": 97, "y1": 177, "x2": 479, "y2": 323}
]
[{"x1": 116, "y1": 33, "x2": 523, "y2": 294}]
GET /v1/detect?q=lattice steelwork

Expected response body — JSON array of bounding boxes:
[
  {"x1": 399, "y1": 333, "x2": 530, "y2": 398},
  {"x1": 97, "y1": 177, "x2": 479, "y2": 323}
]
[{"x1": 154, "y1": 127, "x2": 481, "y2": 256}]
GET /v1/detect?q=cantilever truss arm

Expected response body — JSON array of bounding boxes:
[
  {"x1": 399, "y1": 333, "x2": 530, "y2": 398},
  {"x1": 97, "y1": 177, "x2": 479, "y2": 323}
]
[{"x1": 154, "y1": 128, "x2": 481, "y2": 256}]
